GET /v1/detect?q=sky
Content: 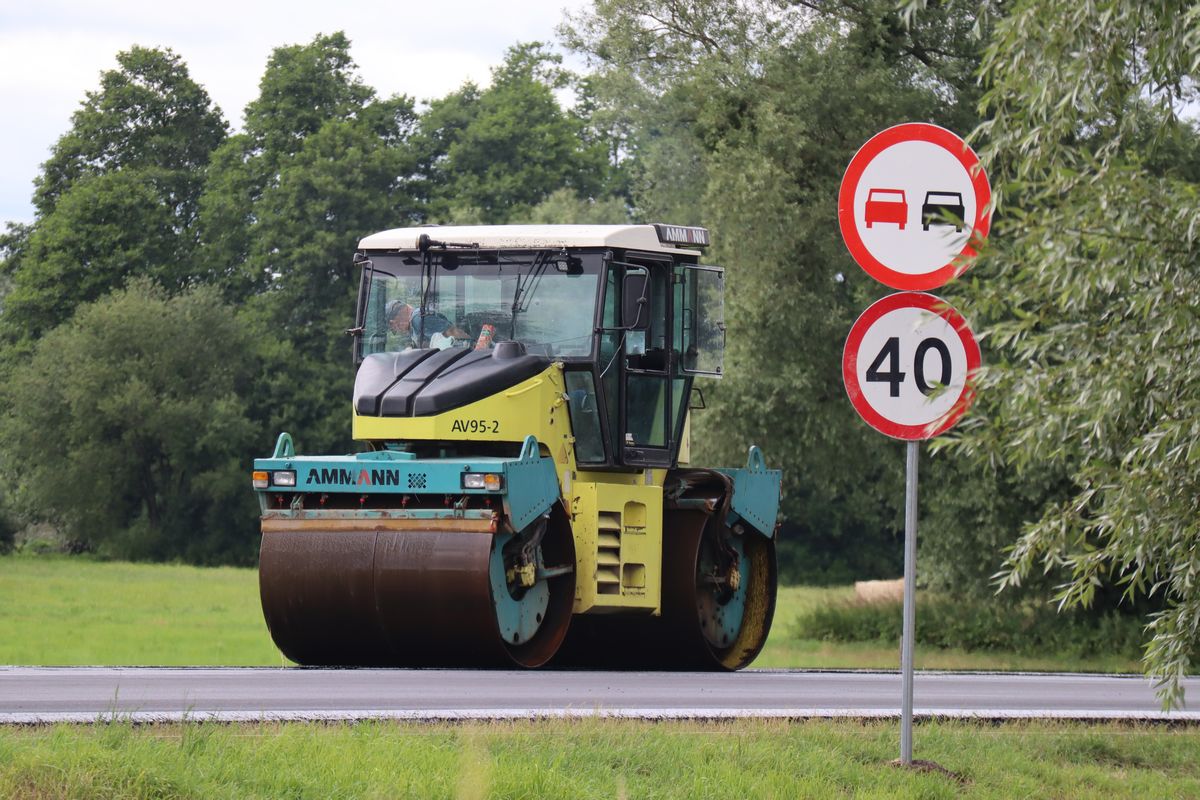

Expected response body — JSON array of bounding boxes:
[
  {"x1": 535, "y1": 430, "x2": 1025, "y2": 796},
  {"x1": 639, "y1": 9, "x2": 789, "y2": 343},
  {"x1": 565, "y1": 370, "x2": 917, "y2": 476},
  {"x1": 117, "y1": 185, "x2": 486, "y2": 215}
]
[{"x1": 0, "y1": 0, "x2": 592, "y2": 227}]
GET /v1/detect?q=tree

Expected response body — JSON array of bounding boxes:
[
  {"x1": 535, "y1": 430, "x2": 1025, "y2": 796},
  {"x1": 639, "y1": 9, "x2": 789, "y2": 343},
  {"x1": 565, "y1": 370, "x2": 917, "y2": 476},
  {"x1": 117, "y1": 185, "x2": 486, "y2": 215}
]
[
  {"x1": 198, "y1": 33, "x2": 420, "y2": 454},
  {"x1": 1, "y1": 47, "x2": 226, "y2": 341},
  {"x1": 559, "y1": 0, "x2": 799, "y2": 225},
  {"x1": 2, "y1": 172, "x2": 180, "y2": 339},
  {"x1": 200, "y1": 33, "x2": 418, "y2": 302},
  {"x1": 943, "y1": 0, "x2": 1200, "y2": 704},
  {"x1": 417, "y1": 43, "x2": 615, "y2": 223},
  {"x1": 0, "y1": 222, "x2": 30, "y2": 306},
  {"x1": 527, "y1": 188, "x2": 629, "y2": 224},
  {"x1": 241, "y1": 32, "x2": 374, "y2": 161},
  {"x1": 408, "y1": 84, "x2": 484, "y2": 219},
  {"x1": 565, "y1": 0, "x2": 991, "y2": 581},
  {"x1": 32, "y1": 46, "x2": 226, "y2": 222},
  {"x1": 0, "y1": 279, "x2": 262, "y2": 564},
  {"x1": 561, "y1": 0, "x2": 803, "y2": 94},
  {"x1": 804, "y1": 0, "x2": 990, "y2": 105}
]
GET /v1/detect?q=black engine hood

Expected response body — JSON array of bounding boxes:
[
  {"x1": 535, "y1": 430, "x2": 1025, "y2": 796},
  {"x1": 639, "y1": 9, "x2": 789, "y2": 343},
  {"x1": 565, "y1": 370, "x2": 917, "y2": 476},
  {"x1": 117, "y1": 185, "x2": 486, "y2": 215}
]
[{"x1": 354, "y1": 346, "x2": 550, "y2": 418}]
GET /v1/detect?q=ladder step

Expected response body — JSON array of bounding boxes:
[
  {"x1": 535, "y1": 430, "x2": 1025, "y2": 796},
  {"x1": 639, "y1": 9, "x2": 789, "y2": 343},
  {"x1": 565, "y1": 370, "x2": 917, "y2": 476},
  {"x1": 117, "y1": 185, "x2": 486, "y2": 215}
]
[{"x1": 598, "y1": 513, "x2": 621, "y2": 531}]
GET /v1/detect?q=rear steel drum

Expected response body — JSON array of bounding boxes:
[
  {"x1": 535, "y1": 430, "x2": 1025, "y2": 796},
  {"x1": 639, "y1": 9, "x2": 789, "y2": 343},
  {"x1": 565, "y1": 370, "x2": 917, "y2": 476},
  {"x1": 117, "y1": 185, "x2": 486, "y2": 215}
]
[{"x1": 554, "y1": 509, "x2": 777, "y2": 670}]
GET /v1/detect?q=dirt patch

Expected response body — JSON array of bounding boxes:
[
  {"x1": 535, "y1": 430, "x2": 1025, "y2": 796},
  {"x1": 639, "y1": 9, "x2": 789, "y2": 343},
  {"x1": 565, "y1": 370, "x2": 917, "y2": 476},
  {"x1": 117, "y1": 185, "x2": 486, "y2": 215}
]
[{"x1": 890, "y1": 758, "x2": 969, "y2": 784}]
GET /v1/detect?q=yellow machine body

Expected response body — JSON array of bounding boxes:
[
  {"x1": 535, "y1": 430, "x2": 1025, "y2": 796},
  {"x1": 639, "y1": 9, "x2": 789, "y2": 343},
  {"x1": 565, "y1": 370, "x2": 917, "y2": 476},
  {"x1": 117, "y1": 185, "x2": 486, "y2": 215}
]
[{"x1": 355, "y1": 361, "x2": 668, "y2": 616}]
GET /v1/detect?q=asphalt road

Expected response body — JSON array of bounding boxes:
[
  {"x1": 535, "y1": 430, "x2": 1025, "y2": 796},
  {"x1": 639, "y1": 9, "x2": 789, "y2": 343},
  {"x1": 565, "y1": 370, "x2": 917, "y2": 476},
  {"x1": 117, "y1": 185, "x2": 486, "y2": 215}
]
[{"x1": 1, "y1": 668, "x2": 1197, "y2": 723}]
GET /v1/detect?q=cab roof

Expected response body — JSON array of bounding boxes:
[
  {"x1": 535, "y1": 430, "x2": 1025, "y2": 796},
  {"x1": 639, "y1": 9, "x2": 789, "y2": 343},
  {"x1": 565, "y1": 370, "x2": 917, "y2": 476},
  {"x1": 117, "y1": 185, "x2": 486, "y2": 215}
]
[{"x1": 358, "y1": 224, "x2": 704, "y2": 256}]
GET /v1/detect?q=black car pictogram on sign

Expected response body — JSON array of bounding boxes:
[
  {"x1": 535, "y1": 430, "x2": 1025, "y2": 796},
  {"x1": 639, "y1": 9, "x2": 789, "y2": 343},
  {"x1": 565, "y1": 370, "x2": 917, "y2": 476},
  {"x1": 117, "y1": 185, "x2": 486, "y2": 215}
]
[{"x1": 921, "y1": 191, "x2": 965, "y2": 232}]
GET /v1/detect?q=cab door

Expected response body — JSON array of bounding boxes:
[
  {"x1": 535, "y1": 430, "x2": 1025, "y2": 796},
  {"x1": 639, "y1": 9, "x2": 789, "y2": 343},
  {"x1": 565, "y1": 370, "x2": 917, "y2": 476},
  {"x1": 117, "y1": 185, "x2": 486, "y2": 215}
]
[
  {"x1": 620, "y1": 258, "x2": 674, "y2": 466},
  {"x1": 585, "y1": 253, "x2": 724, "y2": 469},
  {"x1": 622, "y1": 259, "x2": 726, "y2": 468}
]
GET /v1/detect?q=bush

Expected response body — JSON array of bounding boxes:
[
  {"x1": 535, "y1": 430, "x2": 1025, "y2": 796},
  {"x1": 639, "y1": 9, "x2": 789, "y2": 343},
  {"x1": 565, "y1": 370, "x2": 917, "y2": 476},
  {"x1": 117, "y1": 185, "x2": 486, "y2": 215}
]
[
  {"x1": 794, "y1": 594, "x2": 1150, "y2": 661},
  {"x1": 775, "y1": 522, "x2": 903, "y2": 586},
  {"x1": 0, "y1": 280, "x2": 263, "y2": 564}
]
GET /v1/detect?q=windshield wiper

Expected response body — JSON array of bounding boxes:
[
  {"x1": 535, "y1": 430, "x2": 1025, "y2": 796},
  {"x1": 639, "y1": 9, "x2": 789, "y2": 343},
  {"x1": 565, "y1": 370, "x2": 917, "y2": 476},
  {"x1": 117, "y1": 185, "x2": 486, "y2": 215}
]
[{"x1": 509, "y1": 251, "x2": 551, "y2": 340}]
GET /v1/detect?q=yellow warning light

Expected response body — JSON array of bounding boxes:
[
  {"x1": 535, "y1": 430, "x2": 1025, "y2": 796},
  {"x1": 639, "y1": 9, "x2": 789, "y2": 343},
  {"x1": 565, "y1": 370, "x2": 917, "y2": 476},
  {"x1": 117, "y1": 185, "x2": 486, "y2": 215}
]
[{"x1": 252, "y1": 470, "x2": 269, "y2": 489}]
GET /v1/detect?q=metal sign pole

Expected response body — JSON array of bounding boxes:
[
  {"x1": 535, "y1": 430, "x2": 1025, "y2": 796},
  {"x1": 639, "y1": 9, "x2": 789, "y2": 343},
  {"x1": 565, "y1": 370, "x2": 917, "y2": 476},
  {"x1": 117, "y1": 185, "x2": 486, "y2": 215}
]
[{"x1": 900, "y1": 440, "x2": 918, "y2": 764}]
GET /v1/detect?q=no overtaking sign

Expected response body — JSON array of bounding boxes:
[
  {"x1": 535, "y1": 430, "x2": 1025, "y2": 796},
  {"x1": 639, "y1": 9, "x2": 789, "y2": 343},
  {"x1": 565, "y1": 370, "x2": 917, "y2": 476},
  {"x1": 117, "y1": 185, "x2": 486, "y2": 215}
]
[{"x1": 838, "y1": 122, "x2": 991, "y2": 291}]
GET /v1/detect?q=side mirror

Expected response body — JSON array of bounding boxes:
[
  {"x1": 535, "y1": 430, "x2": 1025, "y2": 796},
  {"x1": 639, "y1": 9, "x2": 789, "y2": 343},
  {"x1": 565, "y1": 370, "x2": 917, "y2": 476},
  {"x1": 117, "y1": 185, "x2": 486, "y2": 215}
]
[
  {"x1": 351, "y1": 256, "x2": 373, "y2": 363},
  {"x1": 353, "y1": 257, "x2": 373, "y2": 332},
  {"x1": 622, "y1": 272, "x2": 651, "y2": 330}
]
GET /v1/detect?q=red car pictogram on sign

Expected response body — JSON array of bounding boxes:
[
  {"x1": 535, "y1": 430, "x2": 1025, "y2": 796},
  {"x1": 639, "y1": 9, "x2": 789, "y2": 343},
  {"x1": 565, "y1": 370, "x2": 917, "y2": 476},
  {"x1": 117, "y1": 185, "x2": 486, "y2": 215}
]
[{"x1": 865, "y1": 188, "x2": 907, "y2": 229}]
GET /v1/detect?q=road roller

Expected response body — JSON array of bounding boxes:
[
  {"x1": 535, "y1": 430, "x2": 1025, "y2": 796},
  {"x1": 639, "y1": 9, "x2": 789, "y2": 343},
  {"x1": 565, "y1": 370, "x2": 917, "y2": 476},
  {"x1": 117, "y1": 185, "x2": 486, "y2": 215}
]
[{"x1": 251, "y1": 224, "x2": 781, "y2": 669}]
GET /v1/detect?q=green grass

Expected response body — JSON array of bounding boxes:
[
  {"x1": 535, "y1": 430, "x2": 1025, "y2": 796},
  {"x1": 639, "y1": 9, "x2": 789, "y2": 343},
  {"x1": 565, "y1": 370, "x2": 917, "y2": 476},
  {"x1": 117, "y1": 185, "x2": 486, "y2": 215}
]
[
  {"x1": 0, "y1": 718, "x2": 1197, "y2": 799},
  {"x1": 0, "y1": 555, "x2": 282, "y2": 666},
  {"x1": 755, "y1": 586, "x2": 1145, "y2": 673},
  {"x1": 0, "y1": 556, "x2": 1145, "y2": 672}
]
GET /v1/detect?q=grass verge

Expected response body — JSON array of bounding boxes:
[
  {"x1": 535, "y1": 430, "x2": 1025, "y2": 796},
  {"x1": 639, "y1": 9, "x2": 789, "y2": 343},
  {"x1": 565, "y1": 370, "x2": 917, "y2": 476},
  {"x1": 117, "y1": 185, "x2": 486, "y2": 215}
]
[
  {"x1": 755, "y1": 586, "x2": 1145, "y2": 673},
  {"x1": 0, "y1": 718, "x2": 1197, "y2": 799},
  {"x1": 0, "y1": 556, "x2": 1146, "y2": 672},
  {"x1": 0, "y1": 555, "x2": 281, "y2": 666}
]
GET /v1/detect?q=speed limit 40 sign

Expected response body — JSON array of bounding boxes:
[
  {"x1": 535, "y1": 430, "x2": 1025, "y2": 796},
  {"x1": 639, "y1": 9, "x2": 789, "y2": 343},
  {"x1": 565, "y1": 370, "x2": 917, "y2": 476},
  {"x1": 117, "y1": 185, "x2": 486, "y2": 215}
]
[{"x1": 842, "y1": 292, "x2": 980, "y2": 440}]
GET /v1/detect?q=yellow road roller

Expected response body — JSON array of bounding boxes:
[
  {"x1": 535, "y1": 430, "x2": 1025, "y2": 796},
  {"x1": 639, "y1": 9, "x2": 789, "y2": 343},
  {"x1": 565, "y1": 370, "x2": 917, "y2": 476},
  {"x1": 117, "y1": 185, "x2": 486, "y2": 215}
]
[{"x1": 252, "y1": 224, "x2": 781, "y2": 669}]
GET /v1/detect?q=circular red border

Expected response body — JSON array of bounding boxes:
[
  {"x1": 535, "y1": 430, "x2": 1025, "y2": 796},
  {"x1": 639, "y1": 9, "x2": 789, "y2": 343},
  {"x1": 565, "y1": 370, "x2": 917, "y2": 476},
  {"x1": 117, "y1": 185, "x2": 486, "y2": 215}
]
[
  {"x1": 842, "y1": 292, "x2": 982, "y2": 440},
  {"x1": 838, "y1": 123, "x2": 991, "y2": 291}
]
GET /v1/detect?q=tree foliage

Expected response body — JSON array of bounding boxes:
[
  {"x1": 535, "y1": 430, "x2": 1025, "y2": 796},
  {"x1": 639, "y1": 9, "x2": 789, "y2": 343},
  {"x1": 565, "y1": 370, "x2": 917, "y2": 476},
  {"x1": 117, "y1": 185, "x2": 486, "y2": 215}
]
[
  {"x1": 200, "y1": 33, "x2": 418, "y2": 305},
  {"x1": 527, "y1": 188, "x2": 630, "y2": 224},
  {"x1": 3, "y1": 173, "x2": 180, "y2": 340},
  {"x1": 566, "y1": 0, "x2": 991, "y2": 581},
  {"x1": 198, "y1": 33, "x2": 420, "y2": 453},
  {"x1": 32, "y1": 46, "x2": 227, "y2": 221},
  {"x1": 561, "y1": 0, "x2": 804, "y2": 93},
  {"x1": 942, "y1": 0, "x2": 1200, "y2": 704},
  {"x1": 415, "y1": 43, "x2": 615, "y2": 223},
  {"x1": 0, "y1": 279, "x2": 261, "y2": 563},
  {"x1": 1, "y1": 47, "x2": 226, "y2": 342},
  {"x1": 241, "y1": 32, "x2": 374, "y2": 162}
]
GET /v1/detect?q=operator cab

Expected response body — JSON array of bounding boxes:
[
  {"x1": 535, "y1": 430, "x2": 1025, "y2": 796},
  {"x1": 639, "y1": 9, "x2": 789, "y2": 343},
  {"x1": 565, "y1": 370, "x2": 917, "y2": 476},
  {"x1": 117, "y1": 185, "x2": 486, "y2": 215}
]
[{"x1": 352, "y1": 224, "x2": 725, "y2": 469}]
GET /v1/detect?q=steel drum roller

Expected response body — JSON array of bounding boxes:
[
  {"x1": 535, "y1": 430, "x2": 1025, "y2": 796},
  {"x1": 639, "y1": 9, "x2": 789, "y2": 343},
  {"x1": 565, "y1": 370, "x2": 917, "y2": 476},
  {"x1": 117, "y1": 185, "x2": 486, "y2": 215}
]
[{"x1": 259, "y1": 510, "x2": 575, "y2": 668}]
